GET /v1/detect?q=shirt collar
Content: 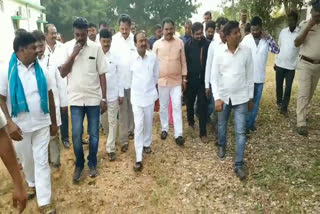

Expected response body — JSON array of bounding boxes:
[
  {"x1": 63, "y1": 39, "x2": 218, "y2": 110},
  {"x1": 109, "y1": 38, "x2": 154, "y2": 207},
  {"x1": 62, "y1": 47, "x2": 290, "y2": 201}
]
[
  {"x1": 287, "y1": 26, "x2": 300, "y2": 33},
  {"x1": 160, "y1": 36, "x2": 178, "y2": 41},
  {"x1": 135, "y1": 50, "x2": 150, "y2": 59},
  {"x1": 223, "y1": 43, "x2": 241, "y2": 54},
  {"x1": 17, "y1": 58, "x2": 35, "y2": 70}
]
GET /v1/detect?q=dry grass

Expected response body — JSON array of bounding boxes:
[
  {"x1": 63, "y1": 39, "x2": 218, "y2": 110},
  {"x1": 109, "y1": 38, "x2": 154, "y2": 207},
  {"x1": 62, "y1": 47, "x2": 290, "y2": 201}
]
[{"x1": 0, "y1": 55, "x2": 319, "y2": 213}]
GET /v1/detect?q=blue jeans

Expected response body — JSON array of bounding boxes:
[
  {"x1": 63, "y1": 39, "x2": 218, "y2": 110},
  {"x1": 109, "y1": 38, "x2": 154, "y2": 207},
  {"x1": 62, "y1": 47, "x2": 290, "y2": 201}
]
[
  {"x1": 218, "y1": 101, "x2": 248, "y2": 169},
  {"x1": 247, "y1": 83, "x2": 264, "y2": 129},
  {"x1": 60, "y1": 108, "x2": 69, "y2": 142},
  {"x1": 70, "y1": 106, "x2": 100, "y2": 169}
]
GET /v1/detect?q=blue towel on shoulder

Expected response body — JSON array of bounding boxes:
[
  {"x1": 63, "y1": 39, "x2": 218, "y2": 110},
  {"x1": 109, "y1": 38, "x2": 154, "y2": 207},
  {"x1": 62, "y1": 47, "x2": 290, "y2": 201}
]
[{"x1": 8, "y1": 53, "x2": 49, "y2": 117}]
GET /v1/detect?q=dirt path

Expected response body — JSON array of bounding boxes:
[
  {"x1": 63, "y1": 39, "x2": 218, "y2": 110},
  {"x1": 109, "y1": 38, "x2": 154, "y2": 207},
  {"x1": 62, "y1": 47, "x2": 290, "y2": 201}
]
[{"x1": 0, "y1": 56, "x2": 319, "y2": 213}]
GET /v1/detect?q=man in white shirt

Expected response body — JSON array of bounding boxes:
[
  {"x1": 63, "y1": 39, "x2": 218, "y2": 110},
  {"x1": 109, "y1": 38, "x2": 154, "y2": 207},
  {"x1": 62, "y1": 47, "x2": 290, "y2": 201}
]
[
  {"x1": 110, "y1": 14, "x2": 136, "y2": 152},
  {"x1": 45, "y1": 24, "x2": 69, "y2": 148},
  {"x1": 33, "y1": 30, "x2": 65, "y2": 169},
  {"x1": 130, "y1": 31, "x2": 159, "y2": 171},
  {"x1": 0, "y1": 32, "x2": 57, "y2": 213},
  {"x1": 205, "y1": 17, "x2": 228, "y2": 133},
  {"x1": 99, "y1": 29, "x2": 124, "y2": 162},
  {"x1": 211, "y1": 21, "x2": 254, "y2": 180},
  {"x1": 241, "y1": 16, "x2": 280, "y2": 132},
  {"x1": 88, "y1": 22, "x2": 98, "y2": 42},
  {"x1": 275, "y1": 11, "x2": 300, "y2": 117},
  {"x1": 60, "y1": 17, "x2": 108, "y2": 183}
]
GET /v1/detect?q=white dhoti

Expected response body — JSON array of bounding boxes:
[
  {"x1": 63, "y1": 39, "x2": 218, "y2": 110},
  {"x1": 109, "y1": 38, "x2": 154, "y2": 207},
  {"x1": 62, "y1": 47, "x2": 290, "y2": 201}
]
[{"x1": 14, "y1": 126, "x2": 51, "y2": 206}]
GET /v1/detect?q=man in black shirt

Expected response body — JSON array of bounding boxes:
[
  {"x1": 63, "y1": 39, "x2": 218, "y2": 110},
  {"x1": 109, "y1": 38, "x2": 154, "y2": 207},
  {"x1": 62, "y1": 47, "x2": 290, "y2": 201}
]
[{"x1": 185, "y1": 22, "x2": 210, "y2": 143}]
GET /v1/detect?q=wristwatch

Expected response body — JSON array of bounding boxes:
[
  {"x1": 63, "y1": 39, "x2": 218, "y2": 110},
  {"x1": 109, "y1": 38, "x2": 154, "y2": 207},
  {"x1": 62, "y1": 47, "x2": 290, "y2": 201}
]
[{"x1": 101, "y1": 98, "x2": 107, "y2": 103}]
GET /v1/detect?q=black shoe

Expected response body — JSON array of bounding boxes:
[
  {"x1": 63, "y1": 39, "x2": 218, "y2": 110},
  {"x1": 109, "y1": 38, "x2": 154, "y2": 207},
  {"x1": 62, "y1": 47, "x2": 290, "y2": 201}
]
[
  {"x1": 128, "y1": 132, "x2": 134, "y2": 140},
  {"x1": 63, "y1": 140, "x2": 70, "y2": 149},
  {"x1": 134, "y1": 162, "x2": 143, "y2": 171},
  {"x1": 297, "y1": 126, "x2": 308, "y2": 136},
  {"x1": 121, "y1": 144, "x2": 128, "y2": 152},
  {"x1": 175, "y1": 136, "x2": 185, "y2": 146},
  {"x1": 235, "y1": 167, "x2": 246, "y2": 180},
  {"x1": 108, "y1": 152, "x2": 116, "y2": 161},
  {"x1": 280, "y1": 109, "x2": 288, "y2": 117},
  {"x1": 52, "y1": 163, "x2": 61, "y2": 169},
  {"x1": 73, "y1": 167, "x2": 83, "y2": 184},
  {"x1": 188, "y1": 124, "x2": 195, "y2": 129},
  {"x1": 218, "y1": 146, "x2": 226, "y2": 159},
  {"x1": 249, "y1": 125, "x2": 257, "y2": 132},
  {"x1": 143, "y1": 147, "x2": 152, "y2": 154},
  {"x1": 161, "y1": 131, "x2": 168, "y2": 140},
  {"x1": 89, "y1": 166, "x2": 98, "y2": 177}
]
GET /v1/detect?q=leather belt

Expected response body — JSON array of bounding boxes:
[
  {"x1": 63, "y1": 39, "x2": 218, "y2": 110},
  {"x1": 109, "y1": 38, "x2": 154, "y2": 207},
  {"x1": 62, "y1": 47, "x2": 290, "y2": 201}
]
[{"x1": 301, "y1": 55, "x2": 320, "y2": 64}]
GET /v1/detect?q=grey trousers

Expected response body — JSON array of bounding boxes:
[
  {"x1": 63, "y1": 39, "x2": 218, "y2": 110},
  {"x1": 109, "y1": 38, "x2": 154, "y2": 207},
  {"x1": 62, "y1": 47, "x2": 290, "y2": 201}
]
[{"x1": 119, "y1": 89, "x2": 134, "y2": 145}]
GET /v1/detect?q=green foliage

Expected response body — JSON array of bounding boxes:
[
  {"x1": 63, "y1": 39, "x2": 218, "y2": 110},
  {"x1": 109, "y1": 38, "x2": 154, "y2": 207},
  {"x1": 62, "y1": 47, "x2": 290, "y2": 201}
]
[{"x1": 42, "y1": 0, "x2": 198, "y2": 40}]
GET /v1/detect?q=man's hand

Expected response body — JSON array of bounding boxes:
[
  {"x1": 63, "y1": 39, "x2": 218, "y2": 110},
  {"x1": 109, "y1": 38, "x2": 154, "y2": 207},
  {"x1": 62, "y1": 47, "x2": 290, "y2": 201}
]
[
  {"x1": 215, "y1": 99, "x2": 224, "y2": 112},
  {"x1": 248, "y1": 100, "x2": 254, "y2": 112},
  {"x1": 50, "y1": 123, "x2": 58, "y2": 136},
  {"x1": 205, "y1": 88, "x2": 210, "y2": 97},
  {"x1": 7, "y1": 120, "x2": 23, "y2": 141},
  {"x1": 12, "y1": 182, "x2": 27, "y2": 213},
  {"x1": 118, "y1": 97, "x2": 124, "y2": 105},
  {"x1": 100, "y1": 100, "x2": 107, "y2": 114},
  {"x1": 71, "y1": 42, "x2": 83, "y2": 58}
]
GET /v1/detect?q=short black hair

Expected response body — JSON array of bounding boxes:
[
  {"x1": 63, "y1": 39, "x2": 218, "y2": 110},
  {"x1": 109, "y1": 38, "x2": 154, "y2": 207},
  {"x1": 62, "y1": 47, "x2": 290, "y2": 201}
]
[
  {"x1": 223, "y1": 21, "x2": 240, "y2": 36},
  {"x1": 134, "y1": 31, "x2": 146, "y2": 43},
  {"x1": 13, "y1": 32, "x2": 36, "y2": 52},
  {"x1": 99, "y1": 29, "x2": 112, "y2": 39},
  {"x1": 88, "y1": 22, "x2": 97, "y2": 29},
  {"x1": 73, "y1": 17, "x2": 89, "y2": 29},
  {"x1": 32, "y1": 30, "x2": 45, "y2": 42},
  {"x1": 44, "y1": 23, "x2": 55, "y2": 33},
  {"x1": 206, "y1": 21, "x2": 216, "y2": 31},
  {"x1": 99, "y1": 20, "x2": 108, "y2": 28},
  {"x1": 251, "y1": 16, "x2": 262, "y2": 27},
  {"x1": 204, "y1": 11, "x2": 212, "y2": 17},
  {"x1": 288, "y1": 10, "x2": 299, "y2": 22},
  {"x1": 162, "y1": 17, "x2": 175, "y2": 27},
  {"x1": 191, "y1": 22, "x2": 203, "y2": 34},
  {"x1": 154, "y1": 24, "x2": 162, "y2": 31},
  {"x1": 119, "y1": 14, "x2": 131, "y2": 26},
  {"x1": 216, "y1": 17, "x2": 229, "y2": 29}
]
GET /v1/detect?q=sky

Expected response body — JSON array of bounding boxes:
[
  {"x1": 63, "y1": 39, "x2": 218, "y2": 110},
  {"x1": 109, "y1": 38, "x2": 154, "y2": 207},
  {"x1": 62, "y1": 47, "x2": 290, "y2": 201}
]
[{"x1": 191, "y1": 0, "x2": 223, "y2": 22}]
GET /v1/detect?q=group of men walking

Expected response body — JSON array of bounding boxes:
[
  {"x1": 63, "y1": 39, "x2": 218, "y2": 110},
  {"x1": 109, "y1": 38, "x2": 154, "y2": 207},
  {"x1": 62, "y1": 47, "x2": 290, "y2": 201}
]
[{"x1": 1, "y1": 0, "x2": 320, "y2": 213}]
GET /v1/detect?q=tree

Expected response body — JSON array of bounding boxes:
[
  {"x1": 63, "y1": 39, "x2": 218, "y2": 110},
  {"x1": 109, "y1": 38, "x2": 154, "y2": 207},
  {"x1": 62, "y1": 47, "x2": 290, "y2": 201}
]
[{"x1": 42, "y1": 0, "x2": 198, "y2": 39}]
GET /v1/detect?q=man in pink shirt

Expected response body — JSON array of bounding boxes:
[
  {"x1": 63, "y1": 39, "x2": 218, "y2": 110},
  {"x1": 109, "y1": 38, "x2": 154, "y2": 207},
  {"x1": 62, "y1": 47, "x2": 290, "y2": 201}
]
[{"x1": 153, "y1": 17, "x2": 187, "y2": 146}]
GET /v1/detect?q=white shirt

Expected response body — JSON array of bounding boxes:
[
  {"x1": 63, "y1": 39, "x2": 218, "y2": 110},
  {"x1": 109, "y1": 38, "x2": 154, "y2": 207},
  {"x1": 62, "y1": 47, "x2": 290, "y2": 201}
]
[
  {"x1": 110, "y1": 32, "x2": 136, "y2": 89},
  {"x1": 104, "y1": 51, "x2": 124, "y2": 102},
  {"x1": 211, "y1": 44, "x2": 254, "y2": 105},
  {"x1": 130, "y1": 50, "x2": 159, "y2": 107},
  {"x1": 0, "y1": 108, "x2": 7, "y2": 129},
  {"x1": 63, "y1": 39, "x2": 108, "y2": 106},
  {"x1": 205, "y1": 34, "x2": 224, "y2": 88},
  {"x1": 39, "y1": 54, "x2": 62, "y2": 126},
  {"x1": 241, "y1": 34, "x2": 280, "y2": 83},
  {"x1": 0, "y1": 59, "x2": 53, "y2": 133},
  {"x1": 45, "y1": 40, "x2": 68, "y2": 107},
  {"x1": 275, "y1": 27, "x2": 300, "y2": 70}
]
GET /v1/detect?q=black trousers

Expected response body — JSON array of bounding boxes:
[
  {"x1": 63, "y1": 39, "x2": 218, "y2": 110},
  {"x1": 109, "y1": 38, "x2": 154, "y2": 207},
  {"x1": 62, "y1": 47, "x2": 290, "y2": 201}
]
[
  {"x1": 275, "y1": 66, "x2": 295, "y2": 111},
  {"x1": 186, "y1": 84, "x2": 208, "y2": 137}
]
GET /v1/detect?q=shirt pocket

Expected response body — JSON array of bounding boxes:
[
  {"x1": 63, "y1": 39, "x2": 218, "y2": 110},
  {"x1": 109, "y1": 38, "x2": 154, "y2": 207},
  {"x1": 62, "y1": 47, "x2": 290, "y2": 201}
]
[{"x1": 87, "y1": 57, "x2": 97, "y2": 74}]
